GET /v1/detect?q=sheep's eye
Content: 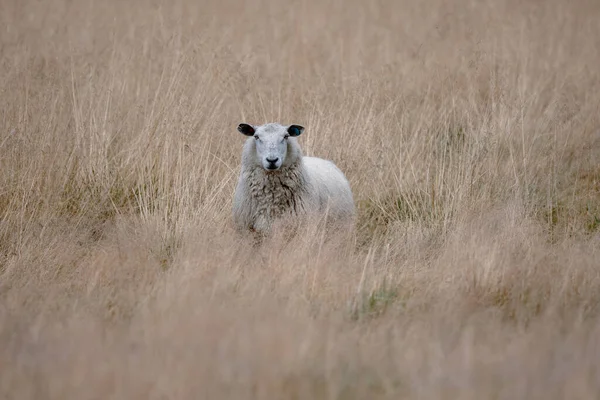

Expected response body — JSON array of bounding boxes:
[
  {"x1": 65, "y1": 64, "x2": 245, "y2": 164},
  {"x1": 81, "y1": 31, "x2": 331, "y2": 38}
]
[
  {"x1": 284, "y1": 134, "x2": 290, "y2": 139},
  {"x1": 254, "y1": 135, "x2": 260, "y2": 141}
]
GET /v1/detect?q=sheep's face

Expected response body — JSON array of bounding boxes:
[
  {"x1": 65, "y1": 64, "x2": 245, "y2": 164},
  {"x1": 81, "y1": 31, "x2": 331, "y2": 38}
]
[{"x1": 238, "y1": 123, "x2": 304, "y2": 171}]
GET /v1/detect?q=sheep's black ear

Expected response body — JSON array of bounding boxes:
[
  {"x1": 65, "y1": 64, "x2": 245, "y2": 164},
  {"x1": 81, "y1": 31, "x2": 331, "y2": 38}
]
[
  {"x1": 287, "y1": 125, "x2": 304, "y2": 137},
  {"x1": 237, "y1": 123, "x2": 255, "y2": 136}
]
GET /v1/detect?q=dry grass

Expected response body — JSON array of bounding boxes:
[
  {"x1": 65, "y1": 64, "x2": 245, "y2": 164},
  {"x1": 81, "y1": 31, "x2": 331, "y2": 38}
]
[{"x1": 1, "y1": 0, "x2": 600, "y2": 398}]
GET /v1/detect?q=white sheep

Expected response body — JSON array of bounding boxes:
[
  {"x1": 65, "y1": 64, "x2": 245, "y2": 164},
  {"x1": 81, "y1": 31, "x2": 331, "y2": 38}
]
[{"x1": 232, "y1": 122, "x2": 355, "y2": 237}]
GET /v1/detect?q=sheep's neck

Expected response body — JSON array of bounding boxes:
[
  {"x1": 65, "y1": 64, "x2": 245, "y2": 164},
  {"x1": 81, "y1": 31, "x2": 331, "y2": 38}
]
[{"x1": 247, "y1": 164, "x2": 308, "y2": 225}]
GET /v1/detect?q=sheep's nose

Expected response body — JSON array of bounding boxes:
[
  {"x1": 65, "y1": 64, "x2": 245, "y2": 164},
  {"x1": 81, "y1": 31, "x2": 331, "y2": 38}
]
[{"x1": 266, "y1": 157, "x2": 279, "y2": 164}]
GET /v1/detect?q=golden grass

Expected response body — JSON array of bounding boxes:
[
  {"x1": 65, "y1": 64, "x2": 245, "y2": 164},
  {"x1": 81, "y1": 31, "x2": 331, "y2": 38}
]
[{"x1": 1, "y1": 0, "x2": 600, "y2": 398}]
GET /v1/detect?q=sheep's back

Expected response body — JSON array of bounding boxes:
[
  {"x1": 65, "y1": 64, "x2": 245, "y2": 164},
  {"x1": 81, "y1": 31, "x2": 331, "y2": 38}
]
[{"x1": 302, "y1": 157, "x2": 355, "y2": 219}]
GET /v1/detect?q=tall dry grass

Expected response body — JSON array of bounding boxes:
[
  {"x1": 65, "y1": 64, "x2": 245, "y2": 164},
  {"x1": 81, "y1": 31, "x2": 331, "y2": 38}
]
[{"x1": 1, "y1": 0, "x2": 600, "y2": 398}]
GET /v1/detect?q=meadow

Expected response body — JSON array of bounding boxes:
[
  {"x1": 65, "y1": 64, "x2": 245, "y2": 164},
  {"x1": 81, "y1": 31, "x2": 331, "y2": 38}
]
[{"x1": 1, "y1": 0, "x2": 600, "y2": 398}]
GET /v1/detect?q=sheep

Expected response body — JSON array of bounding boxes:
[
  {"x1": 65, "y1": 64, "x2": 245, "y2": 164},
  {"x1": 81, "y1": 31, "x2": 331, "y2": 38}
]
[{"x1": 232, "y1": 122, "x2": 355, "y2": 239}]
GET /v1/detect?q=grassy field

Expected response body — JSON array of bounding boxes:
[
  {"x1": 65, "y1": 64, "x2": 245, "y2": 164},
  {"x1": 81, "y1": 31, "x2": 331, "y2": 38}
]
[{"x1": 1, "y1": 0, "x2": 600, "y2": 398}]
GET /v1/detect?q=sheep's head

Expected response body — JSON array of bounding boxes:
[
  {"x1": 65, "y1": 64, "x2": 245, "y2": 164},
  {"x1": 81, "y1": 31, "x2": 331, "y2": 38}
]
[{"x1": 238, "y1": 123, "x2": 304, "y2": 171}]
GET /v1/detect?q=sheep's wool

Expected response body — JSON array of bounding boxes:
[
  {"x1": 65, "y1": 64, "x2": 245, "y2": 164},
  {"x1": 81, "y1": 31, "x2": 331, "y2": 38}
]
[{"x1": 243, "y1": 161, "x2": 310, "y2": 232}]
